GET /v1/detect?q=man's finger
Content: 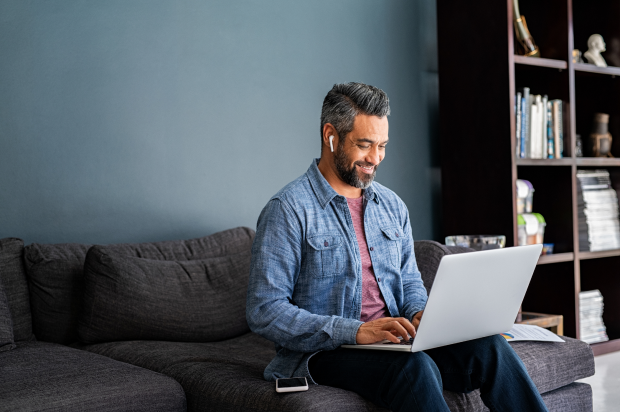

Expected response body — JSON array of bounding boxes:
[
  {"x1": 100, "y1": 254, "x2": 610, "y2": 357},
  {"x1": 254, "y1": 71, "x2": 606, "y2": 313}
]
[
  {"x1": 385, "y1": 321, "x2": 409, "y2": 341},
  {"x1": 394, "y1": 317, "x2": 416, "y2": 338},
  {"x1": 382, "y1": 330, "x2": 401, "y2": 343}
]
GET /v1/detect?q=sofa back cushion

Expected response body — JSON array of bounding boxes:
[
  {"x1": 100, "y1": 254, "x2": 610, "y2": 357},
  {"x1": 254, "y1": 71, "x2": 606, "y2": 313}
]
[
  {"x1": 78, "y1": 227, "x2": 255, "y2": 344},
  {"x1": 0, "y1": 278, "x2": 16, "y2": 352},
  {"x1": 23, "y1": 243, "x2": 91, "y2": 344},
  {"x1": 0, "y1": 238, "x2": 34, "y2": 342}
]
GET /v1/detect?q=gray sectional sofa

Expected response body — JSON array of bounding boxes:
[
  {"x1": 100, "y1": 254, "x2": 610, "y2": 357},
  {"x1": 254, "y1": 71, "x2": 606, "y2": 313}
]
[{"x1": 0, "y1": 227, "x2": 595, "y2": 411}]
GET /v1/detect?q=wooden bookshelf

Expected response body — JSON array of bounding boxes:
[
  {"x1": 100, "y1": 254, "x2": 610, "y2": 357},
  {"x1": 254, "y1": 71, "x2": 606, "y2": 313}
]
[
  {"x1": 574, "y1": 63, "x2": 620, "y2": 77},
  {"x1": 515, "y1": 158, "x2": 620, "y2": 166},
  {"x1": 576, "y1": 158, "x2": 620, "y2": 167},
  {"x1": 591, "y1": 339, "x2": 620, "y2": 356},
  {"x1": 538, "y1": 252, "x2": 574, "y2": 265},
  {"x1": 578, "y1": 249, "x2": 620, "y2": 260},
  {"x1": 515, "y1": 158, "x2": 573, "y2": 166},
  {"x1": 437, "y1": 0, "x2": 620, "y2": 355},
  {"x1": 515, "y1": 55, "x2": 568, "y2": 70}
]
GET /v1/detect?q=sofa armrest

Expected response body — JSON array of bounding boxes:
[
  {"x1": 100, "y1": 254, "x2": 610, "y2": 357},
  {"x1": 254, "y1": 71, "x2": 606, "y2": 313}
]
[
  {"x1": 413, "y1": 240, "x2": 474, "y2": 294},
  {"x1": 445, "y1": 245, "x2": 476, "y2": 255}
]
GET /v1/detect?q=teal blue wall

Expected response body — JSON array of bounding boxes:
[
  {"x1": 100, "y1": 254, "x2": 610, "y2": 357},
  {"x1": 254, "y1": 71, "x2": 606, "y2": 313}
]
[{"x1": 0, "y1": 0, "x2": 440, "y2": 245}]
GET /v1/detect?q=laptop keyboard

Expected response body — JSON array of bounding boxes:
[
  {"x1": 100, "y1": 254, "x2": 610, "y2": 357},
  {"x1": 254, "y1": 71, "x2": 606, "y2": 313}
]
[{"x1": 383, "y1": 337, "x2": 414, "y2": 345}]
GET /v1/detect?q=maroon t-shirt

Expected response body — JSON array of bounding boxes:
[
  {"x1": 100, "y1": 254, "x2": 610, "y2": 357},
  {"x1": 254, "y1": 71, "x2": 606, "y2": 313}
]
[{"x1": 346, "y1": 195, "x2": 390, "y2": 322}]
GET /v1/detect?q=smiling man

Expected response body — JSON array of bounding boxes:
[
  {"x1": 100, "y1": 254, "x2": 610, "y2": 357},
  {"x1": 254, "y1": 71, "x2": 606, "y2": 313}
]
[{"x1": 246, "y1": 83, "x2": 547, "y2": 411}]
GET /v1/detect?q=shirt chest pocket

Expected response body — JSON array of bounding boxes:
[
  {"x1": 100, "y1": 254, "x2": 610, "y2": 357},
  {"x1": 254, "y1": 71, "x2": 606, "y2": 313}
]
[
  {"x1": 306, "y1": 233, "x2": 345, "y2": 278},
  {"x1": 380, "y1": 226, "x2": 402, "y2": 269}
]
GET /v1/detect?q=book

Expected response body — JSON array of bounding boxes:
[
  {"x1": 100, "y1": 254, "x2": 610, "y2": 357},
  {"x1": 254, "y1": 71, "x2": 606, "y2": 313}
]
[
  {"x1": 516, "y1": 92, "x2": 522, "y2": 158},
  {"x1": 552, "y1": 100, "x2": 563, "y2": 158},
  {"x1": 520, "y1": 97, "x2": 527, "y2": 158},
  {"x1": 547, "y1": 101, "x2": 554, "y2": 158},
  {"x1": 520, "y1": 87, "x2": 530, "y2": 158},
  {"x1": 530, "y1": 95, "x2": 542, "y2": 158},
  {"x1": 558, "y1": 101, "x2": 564, "y2": 158},
  {"x1": 541, "y1": 95, "x2": 548, "y2": 159},
  {"x1": 514, "y1": 89, "x2": 563, "y2": 159},
  {"x1": 526, "y1": 93, "x2": 534, "y2": 158}
]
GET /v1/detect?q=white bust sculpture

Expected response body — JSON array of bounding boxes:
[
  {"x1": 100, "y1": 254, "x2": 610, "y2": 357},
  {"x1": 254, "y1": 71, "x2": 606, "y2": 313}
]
[{"x1": 584, "y1": 34, "x2": 607, "y2": 67}]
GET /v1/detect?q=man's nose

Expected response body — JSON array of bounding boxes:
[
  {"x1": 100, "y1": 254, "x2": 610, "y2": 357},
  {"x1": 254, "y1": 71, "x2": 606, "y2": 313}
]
[{"x1": 366, "y1": 146, "x2": 382, "y2": 166}]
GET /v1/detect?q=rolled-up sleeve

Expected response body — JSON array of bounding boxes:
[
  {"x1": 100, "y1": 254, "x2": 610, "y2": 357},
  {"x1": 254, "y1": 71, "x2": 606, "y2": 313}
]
[{"x1": 399, "y1": 207, "x2": 428, "y2": 321}]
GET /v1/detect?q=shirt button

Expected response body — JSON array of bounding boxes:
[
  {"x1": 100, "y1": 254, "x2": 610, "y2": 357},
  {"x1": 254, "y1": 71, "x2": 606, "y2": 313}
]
[
  {"x1": 378, "y1": 278, "x2": 381, "y2": 282},
  {"x1": 370, "y1": 247, "x2": 374, "y2": 251},
  {"x1": 324, "y1": 241, "x2": 329, "y2": 247},
  {"x1": 395, "y1": 232, "x2": 399, "y2": 237}
]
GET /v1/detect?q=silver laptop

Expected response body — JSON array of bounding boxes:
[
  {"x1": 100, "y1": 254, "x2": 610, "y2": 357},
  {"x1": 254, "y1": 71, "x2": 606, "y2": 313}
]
[{"x1": 342, "y1": 244, "x2": 543, "y2": 352}]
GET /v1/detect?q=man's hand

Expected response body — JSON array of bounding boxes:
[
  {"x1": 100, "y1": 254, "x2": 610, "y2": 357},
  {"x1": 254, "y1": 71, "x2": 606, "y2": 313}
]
[
  {"x1": 412, "y1": 310, "x2": 424, "y2": 330},
  {"x1": 356, "y1": 317, "x2": 416, "y2": 344}
]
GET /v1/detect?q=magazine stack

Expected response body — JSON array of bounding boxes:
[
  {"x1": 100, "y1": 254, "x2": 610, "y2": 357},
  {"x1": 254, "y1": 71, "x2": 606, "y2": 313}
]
[
  {"x1": 577, "y1": 169, "x2": 620, "y2": 251},
  {"x1": 579, "y1": 290, "x2": 609, "y2": 344}
]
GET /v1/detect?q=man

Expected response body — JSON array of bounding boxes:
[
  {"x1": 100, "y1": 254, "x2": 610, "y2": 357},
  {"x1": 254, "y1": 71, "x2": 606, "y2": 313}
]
[{"x1": 246, "y1": 82, "x2": 548, "y2": 411}]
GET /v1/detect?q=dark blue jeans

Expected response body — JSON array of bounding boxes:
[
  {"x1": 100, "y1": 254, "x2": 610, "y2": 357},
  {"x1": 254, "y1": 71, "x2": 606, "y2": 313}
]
[{"x1": 308, "y1": 335, "x2": 548, "y2": 412}]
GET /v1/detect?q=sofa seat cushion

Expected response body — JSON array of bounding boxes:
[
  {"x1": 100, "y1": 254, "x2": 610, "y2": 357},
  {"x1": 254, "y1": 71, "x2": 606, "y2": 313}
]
[
  {"x1": 79, "y1": 332, "x2": 390, "y2": 412},
  {"x1": 81, "y1": 331, "x2": 594, "y2": 412},
  {"x1": 446, "y1": 380, "x2": 593, "y2": 412},
  {"x1": 0, "y1": 341, "x2": 186, "y2": 412},
  {"x1": 509, "y1": 336, "x2": 594, "y2": 394}
]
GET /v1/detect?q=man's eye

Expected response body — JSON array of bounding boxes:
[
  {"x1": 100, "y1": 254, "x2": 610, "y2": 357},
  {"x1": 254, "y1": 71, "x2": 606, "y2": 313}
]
[{"x1": 358, "y1": 145, "x2": 370, "y2": 149}]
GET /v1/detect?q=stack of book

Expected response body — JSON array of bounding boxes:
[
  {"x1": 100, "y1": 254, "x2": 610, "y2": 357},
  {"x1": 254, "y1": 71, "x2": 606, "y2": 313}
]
[
  {"x1": 577, "y1": 169, "x2": 620, "y2": 252},
  {"x1": 514, "y1": 87, "x2": 564, "y2": 159},
  {"x1": 579, "y1": 290, "x2": 609, "y2": 344}
]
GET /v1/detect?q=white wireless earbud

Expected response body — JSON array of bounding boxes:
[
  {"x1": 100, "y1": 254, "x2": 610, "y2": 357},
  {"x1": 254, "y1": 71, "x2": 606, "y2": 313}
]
[{"x1": 329, "y1": 135, "x2": 334, "y2": 152}]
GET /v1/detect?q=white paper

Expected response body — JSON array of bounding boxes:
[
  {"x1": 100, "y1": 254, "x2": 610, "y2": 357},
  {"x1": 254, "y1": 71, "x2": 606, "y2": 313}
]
[{"x1": 501, "y1": 324, "x2": 565, "y2": 343}]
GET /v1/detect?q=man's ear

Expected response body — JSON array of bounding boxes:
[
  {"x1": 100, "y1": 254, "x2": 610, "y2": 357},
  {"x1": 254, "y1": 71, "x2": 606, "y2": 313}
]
[{"x1": 322, "y1": 123, "x2": 339, "y2": 152}]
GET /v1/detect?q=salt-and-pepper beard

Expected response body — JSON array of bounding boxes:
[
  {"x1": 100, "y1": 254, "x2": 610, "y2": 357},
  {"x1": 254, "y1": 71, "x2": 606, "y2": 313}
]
[{"x1": 333, "y1": 142, "x2": 378, "y2": 190}]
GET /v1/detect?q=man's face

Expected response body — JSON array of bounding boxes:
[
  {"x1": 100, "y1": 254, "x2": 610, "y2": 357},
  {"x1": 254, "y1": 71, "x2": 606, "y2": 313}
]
[{"x1": 334, "y1": 114, "x2": 389, "y2": 190}]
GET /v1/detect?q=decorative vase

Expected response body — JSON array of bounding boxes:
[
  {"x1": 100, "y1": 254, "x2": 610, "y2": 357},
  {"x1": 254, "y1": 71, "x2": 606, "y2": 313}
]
[{"x1": 589, "y1": 113, "x2": 613, "y2": 157}]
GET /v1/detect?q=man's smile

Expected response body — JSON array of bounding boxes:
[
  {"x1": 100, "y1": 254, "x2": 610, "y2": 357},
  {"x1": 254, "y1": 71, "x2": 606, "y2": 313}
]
[{"x1": 357, "y1": 164, "x2": 376, "y2": 174}]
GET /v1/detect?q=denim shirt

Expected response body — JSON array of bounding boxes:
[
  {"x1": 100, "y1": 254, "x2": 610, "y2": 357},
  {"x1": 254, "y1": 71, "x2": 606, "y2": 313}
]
[{"x1": 246, "y1": 159, "x2": 428, "y2": 383}]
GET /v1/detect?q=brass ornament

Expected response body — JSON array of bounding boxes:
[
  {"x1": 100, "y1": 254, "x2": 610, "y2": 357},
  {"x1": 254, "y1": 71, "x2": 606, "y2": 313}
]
[{"x1": 513, "y1": 1, "x2": 540, "y2": 57}]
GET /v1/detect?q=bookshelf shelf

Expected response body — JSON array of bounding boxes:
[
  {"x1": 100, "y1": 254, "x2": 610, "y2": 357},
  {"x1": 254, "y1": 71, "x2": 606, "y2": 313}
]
[
  {"x1": 516, "y1": 158, "x2": 573, "y2": 166},
  {"x1": 515, "y1": 158, "x2": 620, "y2": 167},
  {"x1": 575, "y1": 158, "x2": 620, "y2": 167},
  {"x1": 591, "y1": 338, "x2": 620, "y2": 356},
  {"x1": 438, "y1": 0, "x2": 620, "y2": 352},
  {"x1": 574, "y1": 63, "x2": 620, "y2": 77},
  {"x1": 538, "y1": 253, "x2": 574, "y2": 265},
  {"x1": 578, "y1": 249, "x2": 620, "y2": 260},
  {"x1": 514, "y1": 55, "x2": 568, "y2": 70}
]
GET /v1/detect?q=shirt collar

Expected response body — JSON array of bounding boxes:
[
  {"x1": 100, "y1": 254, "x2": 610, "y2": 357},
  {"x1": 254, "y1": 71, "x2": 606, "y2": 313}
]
[{"x1": 306, "y1": 158, "x2": 379, "y2": 209}]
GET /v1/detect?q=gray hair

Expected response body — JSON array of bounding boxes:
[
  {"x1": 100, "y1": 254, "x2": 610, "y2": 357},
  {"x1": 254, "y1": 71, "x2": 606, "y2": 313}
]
[{"x1": 320, "y1": 82, "x2": 390, "y2": 153}]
